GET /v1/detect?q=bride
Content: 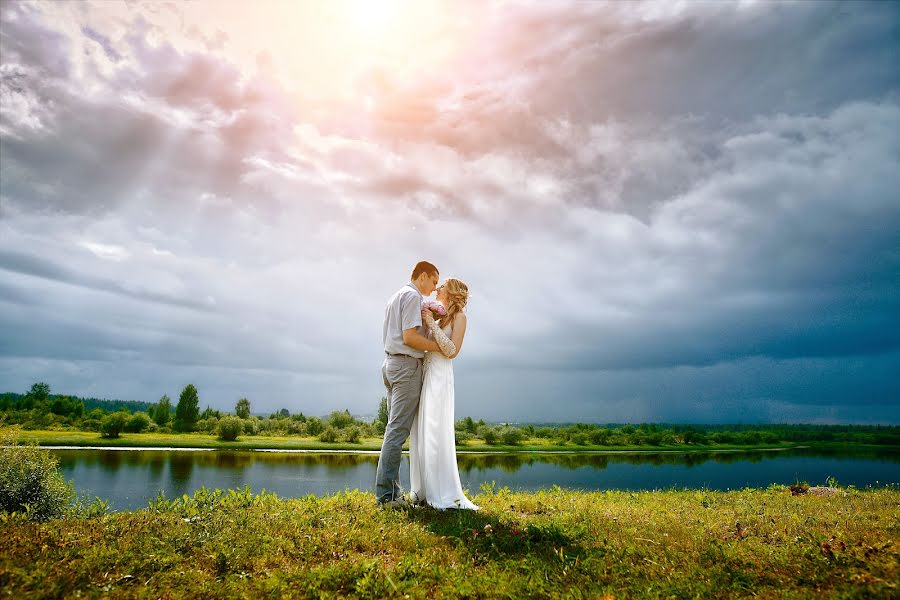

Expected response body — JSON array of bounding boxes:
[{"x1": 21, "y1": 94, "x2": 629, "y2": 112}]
[{"x1": 409, "y1": 277, "x2": 479, "y2": 510}]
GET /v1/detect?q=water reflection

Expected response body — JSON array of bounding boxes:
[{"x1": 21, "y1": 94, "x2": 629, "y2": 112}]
[{"x1": 52, "y1": 447, "x2": 900, "y2": 511}]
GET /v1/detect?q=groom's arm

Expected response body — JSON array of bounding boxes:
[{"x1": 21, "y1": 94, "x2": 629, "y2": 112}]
[{"x1": 403, "y1": 327, "x2": 441, "y2": 353}]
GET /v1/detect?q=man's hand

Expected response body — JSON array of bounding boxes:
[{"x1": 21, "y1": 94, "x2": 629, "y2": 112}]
[{"x1": 403, "y1": 326, "x2": 441, "y2": 353}]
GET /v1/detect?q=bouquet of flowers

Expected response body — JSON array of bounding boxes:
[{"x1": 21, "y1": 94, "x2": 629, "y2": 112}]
[{"x1": 422, "y1": 299, "x2": 447, "y2": 319}]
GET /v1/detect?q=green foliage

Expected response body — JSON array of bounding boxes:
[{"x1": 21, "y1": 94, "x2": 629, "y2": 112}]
[
  {"x1": 151, "y1": 394, "x2": 172, "y2": 426},
  {"x1": 200, "y1": 406, "x2": 221, "y2": 420},
  {"x1": 480, "y1": 426, "x2": 499, "y2": 445},
  {"x1": 0, "y1": 433, "x2": 74, "y2": 521},
  {"x1": 343, "y1": 426, "x2": 361, "y2": 444},
  {"x1": 217, "y1": 416, "x2": 243, "y2": 441},
  {"x1": 173, "y1": 384, "x2": 200, "y2": 433},
  {"x1": 460, "y1": 416, "x2": 477, "y2": 434},
  {"x1": 305, "y1": 417, "x2": 324, "y2": 436},
  {"x1": 26, "y1": 382, "x2": 51, "y2": 407},
  {"x1": 374, "y1": 396, "x2": 389, "y2": 434},
  {"x1": 242, "y1": 417, "x2": 260, "y2": 436},
  {"x1": 319, "y1": 426, "x2": 338, "y2": 443},
  {"x1": 499, "y1": 426, "x2": 525, "y2": 446},
  {"x1": 327, "y1": 409, "x2": 355, "y2": 429},
  {"x1": 124, "y1": 412, "x2": 152, "y2": 433},
  {"x1": 100, "y1": 411, "x2": 128, "y2": 438},
  {"x1": 49, "y1": 395, "x2": 84, "y2": 418},
  {"x1": 235, "y1": 397, "x2": 251, "y2": 419},
  {"x1": 455, "y1": 430, "x2": 473, "y2": 446}
]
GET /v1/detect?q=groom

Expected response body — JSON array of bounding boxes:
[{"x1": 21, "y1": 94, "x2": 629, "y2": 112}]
[{"x1": 375, "y1": 261, "x2": 443, "y2": 508}]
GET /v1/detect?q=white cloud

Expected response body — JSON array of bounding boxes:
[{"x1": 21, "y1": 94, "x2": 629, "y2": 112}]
[{"x1": 1, "y1": 1, "x2": 898, "y2": 422}]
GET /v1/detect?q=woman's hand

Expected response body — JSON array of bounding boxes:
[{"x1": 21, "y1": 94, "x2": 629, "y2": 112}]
[{"x1": 422, "y1": 309, "x2": 435, "y2": 325}]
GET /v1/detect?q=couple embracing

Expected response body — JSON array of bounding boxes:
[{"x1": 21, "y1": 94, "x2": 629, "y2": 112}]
[{"x1": 375, "y1": 261, "x2": 479, "y2": 511}]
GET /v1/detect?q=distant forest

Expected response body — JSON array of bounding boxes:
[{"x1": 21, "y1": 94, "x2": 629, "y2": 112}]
[
  {"x1": 2, "y1": 383, "x2": 898, "y2": 447},
  {"x1": 0, "y1": 391, "x2": 154, "y2": 415}
]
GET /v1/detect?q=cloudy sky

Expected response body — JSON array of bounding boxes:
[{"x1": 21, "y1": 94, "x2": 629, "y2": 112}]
[{"x1": 1, "y1": 0, "x2": 898, "y2": 423}]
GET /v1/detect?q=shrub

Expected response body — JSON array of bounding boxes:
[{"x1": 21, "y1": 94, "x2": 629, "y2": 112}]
[
  {"x1": 480, "y1": 427, "x2": 499, "y2": 445},
  {"x1": 455, "y1": 430, "x2": 473, "y2": 446},
  {"x1": 217, "y1": 416, "x2": 243, "y2": 441},
  {"x1": 499, "y1": 426, "x2": 525, "y2": 446},
  {"x1": 590, "y1": 428, "x2": 611, "y2": 445},
  {"x1": 124, "y1": 412, "x2": 152, "y2": 433},
  {"x1": 0, "y1": 435, "x2": 74, "y2": 521},
  {"x1": 571, "y1": 433, "x2": 589, "y2": 446},
  {"x1": 343, "y1": 426, "x2": 361, "y2": 444},
  {"x1": 286, "y1": 420, "x2": 306, "y2": 435},
  {"x1": 100, "y1": 412, "x2": 128, "y2": 438},
  {"x1": 242, "y1": 417, "x2": 259, "y2": 436},
  {"x1": 328, "y1": 410, "x2": 355, "y2": 429},
  {"x1": 306, "y1": 417, "x2": 324, "y2": 436},
  {"x1": 319, "y1": 426, "x2": 338, "y2": 443}
]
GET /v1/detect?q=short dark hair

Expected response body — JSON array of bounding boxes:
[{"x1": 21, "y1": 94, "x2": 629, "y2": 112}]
[{"x1": 411, "y1": 261, "x2": 439, "y2": 280}]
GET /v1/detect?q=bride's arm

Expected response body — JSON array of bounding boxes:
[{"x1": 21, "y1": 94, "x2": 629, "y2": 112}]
[
  {"x1": 447, "y1": 313, "x2": 466, "y2": 359},
  {"x1": 424, "y1": 311, "x2": 457, "y2": 358}
]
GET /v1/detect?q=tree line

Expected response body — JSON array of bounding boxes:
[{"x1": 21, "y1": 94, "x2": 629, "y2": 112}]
[{"x1": 2, "y1": 383, "x2": 898, "y2": 447}]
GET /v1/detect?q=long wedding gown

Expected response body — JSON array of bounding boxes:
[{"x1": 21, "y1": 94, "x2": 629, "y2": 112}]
[{"x1": 409, "y1": 321, "x2": 479, "y2": 510}]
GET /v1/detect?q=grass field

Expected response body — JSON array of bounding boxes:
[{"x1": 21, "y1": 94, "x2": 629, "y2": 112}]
[
  {"x1": 1, "y1": 485, "x2": 897, "y2": 598},
  {"x1": 4, "y1": 428, "x2": 845, "y2": 454}
]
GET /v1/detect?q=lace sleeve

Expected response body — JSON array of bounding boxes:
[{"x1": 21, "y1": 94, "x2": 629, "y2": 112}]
[{"x1": 427, "y1": 318, "x2": 456, "y2": 357}]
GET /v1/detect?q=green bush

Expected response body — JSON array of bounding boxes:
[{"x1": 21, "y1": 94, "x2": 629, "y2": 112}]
[
  {"x1": 480, "y1": 427, "x2": 499, "y2": 445},
  {"x1": 217, "y1": 416, "x2": 243, "y2": 441},
  {"x1": 0, "y1": 435, "x2": 74, "y2": 521},
  {"x1": 499, "y1": 426, "x2": 525, "y2": 446},
  {"x1": 306, "y1": 417, "x2": 324, "y2": 436},
  {"x1": 455, "y1": 430, "x2": 473, "y2": 446},
  {"x1": 319, "y1": 426, "x2": 338, "y2": 443},
  {"x1": 242, "y1": 417, "x2": 259, "y2": 436},
  {"x1": 124, "y1": 412, "x2": 152, "y2": 433},
  {"x1": 100, "y1": 412, "x2": 128, "y2": 438},
  {"x1": 571, "y1": 433, "x2": 589, "y2": 446},
  {"x1": 286, "y1": 420, "x2": 306, "y2": 435},
  {"x1": 327, "y1": 410, "x2": 355, "y2": 429},
  {"x1": 343, "y1": 426, "x2": 361, "y2": 444}
]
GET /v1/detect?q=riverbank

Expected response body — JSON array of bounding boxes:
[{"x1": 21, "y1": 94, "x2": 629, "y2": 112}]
[
  {"x1": 2, "y1": 486, "x2": 897, "y2": 598},
  {"x1": 6, "y1": 428, "x2": 882, "y2": 455}
]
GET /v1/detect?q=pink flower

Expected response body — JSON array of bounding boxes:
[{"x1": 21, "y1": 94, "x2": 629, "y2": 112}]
[{"x1": 422, "y1": 300, "x2": 447, "y2": 317}]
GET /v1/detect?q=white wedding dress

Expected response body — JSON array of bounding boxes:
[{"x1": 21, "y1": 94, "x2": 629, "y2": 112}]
[{"x1": 409, "y1": 322, "x2": 479, "y2": 510}]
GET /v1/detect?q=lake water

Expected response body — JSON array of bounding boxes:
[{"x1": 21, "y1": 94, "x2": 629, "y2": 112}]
[{"x1": 51, "y1": 447, "x2": 900, "y2": 511}]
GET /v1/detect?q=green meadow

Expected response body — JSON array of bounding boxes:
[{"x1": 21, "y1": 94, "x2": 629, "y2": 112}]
[
  {"x1": 6, "y1": 427, "x2": 831, "y2": 454},
  {"x1": 2, "y1": 485, "x2": 898, "y2": 599}
]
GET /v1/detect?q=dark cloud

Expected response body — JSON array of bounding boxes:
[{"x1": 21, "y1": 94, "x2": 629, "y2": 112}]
[
  {"x1": 0, "y1": 248, "x2": 212, "y2": 311},
  {"x1": 0, "y1": 1, "x2": 898, "y2": 422}
]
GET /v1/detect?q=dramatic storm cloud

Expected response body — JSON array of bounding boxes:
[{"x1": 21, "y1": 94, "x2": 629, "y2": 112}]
[{"x1": 1, "y1": 0, "x2": 898, "y2": 423}]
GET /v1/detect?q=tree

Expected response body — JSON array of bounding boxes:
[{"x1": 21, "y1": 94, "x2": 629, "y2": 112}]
[
  {"x1": 151, "y1": 395, "x2": 172, "y2": 426},
  {"x1": 305, "y1": 417, "x2": 324, "y2": 436},
  {"x1": 22, "y1": 382, "x2": 51, "y2": 410},
  {"x1": 200, "y1": 406, "x2": 220, "y2": 420},
  {"x1": 374, "y1": 396, "x2": 389, "y2": 435},
  {"x1": 217, "y1": 416, "x2": 243, "y2": 441},
  {"x1": 461, "y1": 416, "x2": 476, "y2": 434},
  {"x1": 100, "y1": 412, "x2": 128, "y2": 438},
  {"x1": 328, "y1": 410, "x2": 354, "y2": 429},
  {"x1": 173, "y1": 385, "x2": 200, "y2": 433},
  {"x1": 124, "y1": 412, "x2": 152, "y2": 433},
  {"x1": 377, "y1": 397, "x2": 389, "y2": 423},
  {"x1": 235, "y1": 397, "x2": 251, "y2": 419}
]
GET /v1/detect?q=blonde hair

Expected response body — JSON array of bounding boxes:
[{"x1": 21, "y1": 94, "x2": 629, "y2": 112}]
[{"x1": 438, "y1": 278, "x2": 468, "y2": 329}]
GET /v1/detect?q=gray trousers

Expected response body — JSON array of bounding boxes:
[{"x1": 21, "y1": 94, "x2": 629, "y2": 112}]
[{"x1": 375, "y1": 354, "x2": 423, "y2": 503}]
